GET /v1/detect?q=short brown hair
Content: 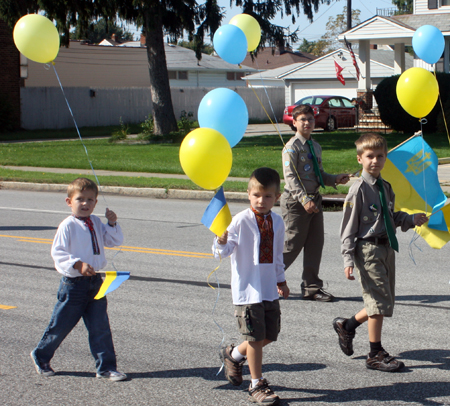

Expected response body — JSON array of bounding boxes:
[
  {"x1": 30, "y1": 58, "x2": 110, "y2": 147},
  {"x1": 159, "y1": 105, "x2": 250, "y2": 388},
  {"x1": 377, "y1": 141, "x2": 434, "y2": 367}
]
[
  {"x1": 67, "y1": 178, "x2": 98, "y2": 198},
  {"x1": 292, "y1": 104, "x2": 314, "y2": 120},
  {"x1": 248, "y1": 167, "x2": 281, "y2": 193},
  {"x1": 355, "y1": 133, "x2": 388, "y2": 156}
]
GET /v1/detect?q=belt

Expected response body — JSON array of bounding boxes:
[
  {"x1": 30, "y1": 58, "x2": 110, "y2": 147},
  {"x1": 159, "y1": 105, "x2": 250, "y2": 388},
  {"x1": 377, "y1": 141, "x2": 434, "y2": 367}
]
[
  {"x1": 360, "y1": 236, "x2": 389, "y2": 245},
  {"x1": 284, "y1": 189, "x2": 319, "y2": 198}
]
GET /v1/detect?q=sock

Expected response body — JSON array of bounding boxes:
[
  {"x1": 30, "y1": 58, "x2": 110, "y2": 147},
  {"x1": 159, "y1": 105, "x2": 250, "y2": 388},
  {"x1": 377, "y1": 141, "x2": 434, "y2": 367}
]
[
  {"x1": 369, "y1": 341, "x2": 384, "y2": 358},
  {"x1": 344, "y1": 315, "x2": 362, "y2": 332},
  {"x1": 231, "y1": 346, "x2": 245, "y2": 362},
  {"x1": 251, "y1": 377, "x2": 263, "y2": 388}
]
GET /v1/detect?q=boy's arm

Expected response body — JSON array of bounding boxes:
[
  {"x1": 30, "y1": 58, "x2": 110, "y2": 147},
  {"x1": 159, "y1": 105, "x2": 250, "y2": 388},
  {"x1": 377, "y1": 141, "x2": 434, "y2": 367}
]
[
  {"x1": 212, "y1": 225, "x2": 237, "y2": 259},
  {"x1": 100, "y1": 211, "x2": 124, "y2": 247},
  {"x1": 340, "y1": 189, "x2": 361, "y2": 269},
  {"x1": 51, "y1": 225, "x2": 84, "y2": 277},
  {"x1": 275, "y1": 220, "x2": 289, "y2": 298},
  {"x1": 282, "y1": 143, "x2": 308, "y2": 204}
]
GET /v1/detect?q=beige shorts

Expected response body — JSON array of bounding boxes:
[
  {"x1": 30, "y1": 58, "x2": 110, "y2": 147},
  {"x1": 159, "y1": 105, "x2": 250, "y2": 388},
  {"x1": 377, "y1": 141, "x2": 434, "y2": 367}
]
[
  {"x1": 354, "y1": 240, "x2": 396, "y2": 317},
  {"x1": 234, "y1": 300, "x2": 281, "y2": 342}
]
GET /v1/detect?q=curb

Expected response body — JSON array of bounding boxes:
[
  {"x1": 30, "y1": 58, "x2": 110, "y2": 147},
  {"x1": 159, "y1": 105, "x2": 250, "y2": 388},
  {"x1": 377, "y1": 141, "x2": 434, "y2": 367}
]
[{"x1": 0, "y1": 181, "x2": 346, "y2": 204}]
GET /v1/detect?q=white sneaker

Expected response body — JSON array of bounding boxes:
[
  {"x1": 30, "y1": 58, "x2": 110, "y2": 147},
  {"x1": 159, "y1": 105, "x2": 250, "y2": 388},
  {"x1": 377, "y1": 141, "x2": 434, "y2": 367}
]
[
  {"x1": 30, "y1": 351, "x2": 55, "y2": 377},
  {"x1": 96, "y1": 370, "x2": 127, "y2": 381}
]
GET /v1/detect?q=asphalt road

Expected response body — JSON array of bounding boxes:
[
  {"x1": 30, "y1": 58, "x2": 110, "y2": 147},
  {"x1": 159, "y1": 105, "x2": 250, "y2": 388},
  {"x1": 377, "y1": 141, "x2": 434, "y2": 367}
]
[{"x1": 1, "y1": 190, "x2": 450, "y2": 406}]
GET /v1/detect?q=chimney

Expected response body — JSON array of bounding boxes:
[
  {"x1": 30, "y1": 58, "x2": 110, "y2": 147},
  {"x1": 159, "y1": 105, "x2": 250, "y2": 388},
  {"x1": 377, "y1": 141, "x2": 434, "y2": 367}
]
[
  {"x1": 370, "y1": 44, "x2": 378, "y2": 49},
  {"x1": 277, "y1": 38, "x2": 285, "y2": 53}
]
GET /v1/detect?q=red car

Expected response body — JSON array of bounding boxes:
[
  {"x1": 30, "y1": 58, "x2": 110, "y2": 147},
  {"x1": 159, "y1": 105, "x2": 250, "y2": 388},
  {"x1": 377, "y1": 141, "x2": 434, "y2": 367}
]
[{"x1": 283, "y1": 95, "x2": 357, "y2": 131}]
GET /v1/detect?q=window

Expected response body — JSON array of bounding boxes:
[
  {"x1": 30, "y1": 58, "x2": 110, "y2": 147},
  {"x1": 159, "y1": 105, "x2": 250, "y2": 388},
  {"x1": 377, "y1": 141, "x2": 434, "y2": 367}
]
[
  {"x1": 442, "y1": 0, "x2": 450, "y2": 5},
  {"x1": 168, "y1": 71, "x2": 188, "y2": 80},
  {"x1": 328, "y1": 98, "x2": 342, "y2": 108},
  {"x1": 341, "y1": 98, "x2": 354, "y2": 108},
  {"x1": 227, "y1": 72, "x2": 245, "y2": 81}
]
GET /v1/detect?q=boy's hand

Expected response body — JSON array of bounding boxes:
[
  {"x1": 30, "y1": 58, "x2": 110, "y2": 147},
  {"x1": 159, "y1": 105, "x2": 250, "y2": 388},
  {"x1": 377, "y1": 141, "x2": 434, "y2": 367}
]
[
  {"x1": 336, "y1": 174, "x2": 350, "y2": 185},
  {"x1": 414, "y1": 213, "x2": 428, "y2": 227},
  {"x1": 74, "y1": 261, "x2": 96, "y2": 276},
  {"x1": 105, "y1": 208, "x2": 117, "y2": 225},
  {"x1": 217, "y1": 231, "x2": 228, "y2": 245},
  {"x1": 304, "y1": 200, "x2": 319, "y2": 214},
  {"x1": 345, "y1": 266, "x2": 355, "y2": 280},
  {"x1": 278, "y1": 284, "x2": 290, "y2": 299}
]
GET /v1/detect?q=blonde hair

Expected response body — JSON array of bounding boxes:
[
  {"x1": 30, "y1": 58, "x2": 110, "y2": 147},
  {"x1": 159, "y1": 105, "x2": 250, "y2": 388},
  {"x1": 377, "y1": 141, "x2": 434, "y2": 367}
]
[
  {"x1": 355, "y1": 133, "x2": 388, "y2": 156},
  {"x1": 67, "y1": 178, "x2": 98, "y2": 198}
]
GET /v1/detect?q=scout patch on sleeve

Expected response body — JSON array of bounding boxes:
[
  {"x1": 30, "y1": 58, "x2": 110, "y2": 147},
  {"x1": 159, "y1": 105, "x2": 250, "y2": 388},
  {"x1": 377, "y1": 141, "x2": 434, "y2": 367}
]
[
  {"x1": 283, "y1": 148, "x2": 294, "y2": 154},
  {"x1": 343, "y1": 201, "x2": 354, "y2": 209},
  {"x1": 284, "y1": 160, "x2": 290, "y2": 166}
]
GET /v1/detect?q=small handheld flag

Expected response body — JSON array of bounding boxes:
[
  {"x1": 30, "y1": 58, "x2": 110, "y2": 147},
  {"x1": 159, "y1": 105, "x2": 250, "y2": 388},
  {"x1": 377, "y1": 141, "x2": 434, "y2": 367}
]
[
  {"x1": 201, "y1": 187, "x2": 232, "y2": 236},
  {"x1": 94, "y1": 271, "x2": 130, "y2": 300}
]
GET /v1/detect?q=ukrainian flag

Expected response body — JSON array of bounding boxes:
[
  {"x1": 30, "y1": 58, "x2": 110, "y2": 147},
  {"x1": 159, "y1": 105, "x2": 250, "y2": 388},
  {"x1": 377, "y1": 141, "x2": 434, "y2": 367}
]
[
  {"x1": 94, "y1": 271, "x2": 130, "y2": 300},
  {"x1": 201, "y1": 187, "x2": 232, "y2": 236},
  {"x1": 415, "y1": 204, "x2": 450, "y2": 249},
  {"x1": 382, "y1": 134, "x2": 449, "y2": 248}
]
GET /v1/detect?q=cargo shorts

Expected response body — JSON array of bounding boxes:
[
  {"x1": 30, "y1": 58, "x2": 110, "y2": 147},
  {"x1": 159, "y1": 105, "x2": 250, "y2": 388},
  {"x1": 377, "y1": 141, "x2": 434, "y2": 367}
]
[{"x1": 234, "y1": 300, "x2": 281, "y2": 342}]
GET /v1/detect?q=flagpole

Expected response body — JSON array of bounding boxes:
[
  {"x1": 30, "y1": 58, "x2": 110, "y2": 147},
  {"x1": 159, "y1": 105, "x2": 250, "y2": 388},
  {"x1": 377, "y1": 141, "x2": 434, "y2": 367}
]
[{"x1": 388, "y1": 131, "x2": 422, "y2": 153}]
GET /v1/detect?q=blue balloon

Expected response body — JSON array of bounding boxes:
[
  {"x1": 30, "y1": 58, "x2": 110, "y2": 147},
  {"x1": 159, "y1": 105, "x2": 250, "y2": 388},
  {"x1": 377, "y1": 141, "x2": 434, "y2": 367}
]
[
  {"x1": 412, "y1": 25, "x2": 445, "y2": 65},
  {"x1": 213, "y1": 24, "x2": 248, "y2": 65},
  {"x1": 198, "y1": 88, "x2": 248, "y2": 148}
]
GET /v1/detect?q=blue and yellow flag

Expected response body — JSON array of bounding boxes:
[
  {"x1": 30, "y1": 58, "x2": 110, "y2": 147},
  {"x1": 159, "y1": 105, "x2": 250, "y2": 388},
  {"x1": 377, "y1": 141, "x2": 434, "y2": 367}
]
[
  {"x1": 201, "y1": 187, "x2": 232, "y2": 236},
  {"x1": 382, "y1": 134, "x2": 449, "y2": 248},
  {"x1": 94, "y1": 271, "x2": 130, "y2": 300},
  {"x1": 415, "y1": 203, "x2": 450, "y2": 249}
]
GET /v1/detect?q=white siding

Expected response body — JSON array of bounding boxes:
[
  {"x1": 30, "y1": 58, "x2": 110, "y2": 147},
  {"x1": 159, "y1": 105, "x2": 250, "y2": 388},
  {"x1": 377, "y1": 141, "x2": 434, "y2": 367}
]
[
  {"x1": 414, "y1": 0, "x2": 450, "y2": 14},
  {"x1": 347, "y1": 18, "x2": 414, "y2": 41}
]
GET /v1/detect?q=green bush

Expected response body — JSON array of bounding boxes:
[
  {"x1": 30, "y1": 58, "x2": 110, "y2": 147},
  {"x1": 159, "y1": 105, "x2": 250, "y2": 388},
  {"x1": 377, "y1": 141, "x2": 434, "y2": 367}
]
[{"x1": 374, "y1": 72, "x2": 450, "y2": 134}]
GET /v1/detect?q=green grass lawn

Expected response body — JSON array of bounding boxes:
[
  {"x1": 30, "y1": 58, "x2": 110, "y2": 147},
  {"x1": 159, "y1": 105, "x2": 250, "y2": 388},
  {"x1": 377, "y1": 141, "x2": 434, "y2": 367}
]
[{"x1": 1, "y1": 130, "x2": 449, "y2": 193}]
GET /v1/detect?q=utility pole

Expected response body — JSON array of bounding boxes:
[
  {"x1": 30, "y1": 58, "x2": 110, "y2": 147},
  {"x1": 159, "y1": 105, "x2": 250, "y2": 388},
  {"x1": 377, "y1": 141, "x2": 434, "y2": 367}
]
[{"x1": 347, "y1": 0, "x2": 352, "y2": 31}]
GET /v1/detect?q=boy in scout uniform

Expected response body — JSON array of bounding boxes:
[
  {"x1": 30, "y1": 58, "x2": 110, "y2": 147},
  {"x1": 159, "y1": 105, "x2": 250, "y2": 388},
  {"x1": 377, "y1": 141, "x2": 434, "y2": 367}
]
[
  {"x1": 334, "y1": 133, "x2": 427, "y2": 371},
  {"x1": 281, "y1": 104, "x2": 349, "y2": 301}
]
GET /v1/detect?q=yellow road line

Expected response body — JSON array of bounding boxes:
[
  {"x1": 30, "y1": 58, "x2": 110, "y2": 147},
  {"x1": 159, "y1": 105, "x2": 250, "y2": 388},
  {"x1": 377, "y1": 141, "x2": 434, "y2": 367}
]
[
  {"x1": 0, "y1": 304, "x2": 17, "y2": 310},
  {"x1": 0, "y1": 234, "x2": 213, "y2": 258}
]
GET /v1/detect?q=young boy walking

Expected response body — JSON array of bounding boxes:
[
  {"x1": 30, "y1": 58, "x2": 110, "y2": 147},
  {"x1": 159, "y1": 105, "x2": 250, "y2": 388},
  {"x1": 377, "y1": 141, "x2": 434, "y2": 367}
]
[
  {"x1": 30, "y1": 177, "x2": 127, "y2": 381},
  {"x1": 281, "y1": 104, "x2": 349, "y2": 301},
  {"x1": 213, "y1": 167, "x2": 289, "y2": 406},
  {"x1": 335, "y1": 133, "x2": 428, "y2": 371}
]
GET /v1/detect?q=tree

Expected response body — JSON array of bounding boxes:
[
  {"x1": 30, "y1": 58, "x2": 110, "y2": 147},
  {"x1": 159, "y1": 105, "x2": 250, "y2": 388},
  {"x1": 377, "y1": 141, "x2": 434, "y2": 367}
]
[
  {"x1": 320, "y1": 6, "x2": 361, "y2": 53},
  {"x1": 178, "y1": 40, "x2": 214, "y2": 55},
  {"x1": 297, "y1": 38, "x2": 328, "y2": 56},
  {"x1": 392, "y1": 0, "x2": 413, "y2": 14},
  {"x1": 0, "y1": 0, "x2": 332, "y2": 135},
  {"x1": 71, "y1": 18, "x2": 134, "y2": 44}
]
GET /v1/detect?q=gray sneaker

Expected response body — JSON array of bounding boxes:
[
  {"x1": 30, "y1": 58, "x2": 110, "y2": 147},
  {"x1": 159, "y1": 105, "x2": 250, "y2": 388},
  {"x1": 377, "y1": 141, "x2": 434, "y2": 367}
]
[
  {"x1": 96, "y1": 370, "x2": 127, "y2": 381},
  {"x1": 30, "y1": 351, "x2": 55, "y2": 376},
  {"x1": 248, "y1": 378, "x2": 280, "y2": 405}
]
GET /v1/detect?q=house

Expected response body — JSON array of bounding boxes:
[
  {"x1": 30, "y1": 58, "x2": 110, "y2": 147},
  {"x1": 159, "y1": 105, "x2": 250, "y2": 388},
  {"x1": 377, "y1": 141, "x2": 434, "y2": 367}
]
[
  {"x1": 23, "y1": 40, "x2": 256, "y2": 88},
  {"x1": 338, "y1": 0, "x2": 450, "y2": 108},
  {"x1": 244, "y1": 48, "x2": 413, "y2": 106}
]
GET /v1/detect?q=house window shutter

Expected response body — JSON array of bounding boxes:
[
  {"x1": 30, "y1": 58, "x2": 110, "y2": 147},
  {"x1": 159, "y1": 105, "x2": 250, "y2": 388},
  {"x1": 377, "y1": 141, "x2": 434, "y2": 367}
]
[{"x1": 428, "y1": 0, "x2": 438, "y2": 9}]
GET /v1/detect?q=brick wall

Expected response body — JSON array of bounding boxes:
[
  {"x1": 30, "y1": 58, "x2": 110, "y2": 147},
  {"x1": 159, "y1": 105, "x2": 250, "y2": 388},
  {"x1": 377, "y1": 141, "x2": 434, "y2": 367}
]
[{"x1": 0, "y1": 18, "x2": 21, "y2": 129}]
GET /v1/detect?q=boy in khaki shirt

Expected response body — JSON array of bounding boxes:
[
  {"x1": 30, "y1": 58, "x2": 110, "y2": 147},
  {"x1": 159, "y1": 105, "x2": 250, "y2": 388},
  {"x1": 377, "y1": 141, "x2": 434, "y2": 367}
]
[{"x1": 335, "y1": 133, "x2": 427, "y2": 371}]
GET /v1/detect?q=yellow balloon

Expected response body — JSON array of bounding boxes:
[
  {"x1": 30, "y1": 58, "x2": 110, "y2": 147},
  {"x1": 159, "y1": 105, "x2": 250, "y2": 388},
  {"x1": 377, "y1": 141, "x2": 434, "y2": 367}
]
[
  {"x1": 13, "y1": 14, "x2": 60, "y2": 63},
  {"x1": 396, "y1": 67, "x2": 439, "y2": 118},
  {"x1": 230, "y1": 14, "x2": 261, "y2": 52},
  {"x1": 179, "y1": 128, "x2": 232, "y2": 190}
]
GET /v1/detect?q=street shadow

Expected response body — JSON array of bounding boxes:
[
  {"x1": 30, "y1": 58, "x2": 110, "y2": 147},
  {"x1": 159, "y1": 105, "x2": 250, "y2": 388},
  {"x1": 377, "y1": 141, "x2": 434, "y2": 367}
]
[
  {"x1": 399, "y1": 349, "x2": 450, "y2": 371},
  {"x1": 0, "y1": 226, "x2": 57, "y2": 231},
  {"x1": 276, "y1": 381, "x2": 450, "y2": 405},
  {"x1": 124, "y1": 362, "x2": 325, "y2": 382}
]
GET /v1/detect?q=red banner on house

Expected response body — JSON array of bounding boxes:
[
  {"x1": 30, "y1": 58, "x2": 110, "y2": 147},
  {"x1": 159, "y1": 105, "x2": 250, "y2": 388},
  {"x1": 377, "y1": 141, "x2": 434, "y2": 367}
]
[
  {"x1": 344, "y1": 36, "x2": 361, "y2": 80},
  {"x1": 334, "y1": 60, "x2": 345, "y2": 86}
]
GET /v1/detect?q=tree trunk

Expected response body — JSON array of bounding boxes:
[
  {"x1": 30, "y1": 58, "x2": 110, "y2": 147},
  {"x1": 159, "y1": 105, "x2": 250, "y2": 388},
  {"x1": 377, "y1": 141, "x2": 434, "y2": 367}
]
[{"x1": 145, "y1": 12, "x2": 178, "y2": 135}]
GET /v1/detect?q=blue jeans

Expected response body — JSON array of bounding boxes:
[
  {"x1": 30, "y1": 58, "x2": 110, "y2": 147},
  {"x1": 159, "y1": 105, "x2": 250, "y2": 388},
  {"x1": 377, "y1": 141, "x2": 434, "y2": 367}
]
[{"x1": 33, "y1": 274, "x2": 117, "y2": 374}]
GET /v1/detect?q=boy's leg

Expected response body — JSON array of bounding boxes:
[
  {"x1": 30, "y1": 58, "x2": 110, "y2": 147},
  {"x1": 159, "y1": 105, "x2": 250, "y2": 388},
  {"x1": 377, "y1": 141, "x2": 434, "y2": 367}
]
[
  {"x1": 82, "y1": 275, "x2": 117, "y2": 374},
  {"x1": 33, "y1": 277, "x2": 86, "y2": 365}
]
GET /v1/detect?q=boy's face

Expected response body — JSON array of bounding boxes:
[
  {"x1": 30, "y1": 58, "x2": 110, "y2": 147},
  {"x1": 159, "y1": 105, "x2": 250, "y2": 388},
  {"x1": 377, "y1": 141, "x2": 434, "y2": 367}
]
[
  {"x1": 292, "y1": 112, "x2": 315, "y2": 139},
  {"x1": 357, "y1": 147, "x2": 387, "y2": 178},
  {"x1": 66, "y1": 189, "x2": 98, "y2": 217},
  {"x1": 248, "y1": 185, "x2": 280, "y2": 215}
]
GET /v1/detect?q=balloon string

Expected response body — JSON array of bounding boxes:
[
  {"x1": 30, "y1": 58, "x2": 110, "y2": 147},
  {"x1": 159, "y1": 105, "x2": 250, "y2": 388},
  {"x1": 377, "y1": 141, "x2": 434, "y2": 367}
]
[
  {"x1": 208, "y1": 248, "x2": 226, "y2": 375},
  {"x1": 433, "y1": 69, "x2": 450, "y2": 146},
  {"x1": 51, "y1": 63, "x2": 107, "y2": 205},
  {"x1": 245, "y1": 58, "x2": 308, "y2": 192}
]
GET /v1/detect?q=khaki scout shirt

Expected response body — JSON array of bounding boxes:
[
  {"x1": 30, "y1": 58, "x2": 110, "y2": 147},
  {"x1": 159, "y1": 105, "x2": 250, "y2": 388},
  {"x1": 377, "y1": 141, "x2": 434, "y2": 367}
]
[
  {"x1": 340, "y1": 170, "x2": 415, "y2": 268},
  {"x1": 282, "y1": 133, "x2": 337, "y2": 203}
]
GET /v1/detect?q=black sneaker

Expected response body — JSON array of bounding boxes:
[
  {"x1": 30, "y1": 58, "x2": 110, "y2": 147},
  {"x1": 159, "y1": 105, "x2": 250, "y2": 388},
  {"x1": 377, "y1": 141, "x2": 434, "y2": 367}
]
[
  {"x1": 219, "y1": 345, "x2": 245, "y2": 386},
  {"x1": 332, "y1": 317, "x2": 355, "y2": 356},
  {"x1": 248, "y1": 378, "x2": 280, "y2": 405},
  {"x1": 366, "y1": 351, "x2": 405, "y2": 372},
  {"x1": 30, "y1": 351, "x2": 55, "y2": 376}
]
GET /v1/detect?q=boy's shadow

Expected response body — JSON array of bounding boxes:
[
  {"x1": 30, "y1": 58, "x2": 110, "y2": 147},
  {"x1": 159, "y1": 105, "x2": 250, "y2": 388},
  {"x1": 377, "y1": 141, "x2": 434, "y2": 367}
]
[{"x1": 398, "y1": 349, "x2": 450, "y2": 371}]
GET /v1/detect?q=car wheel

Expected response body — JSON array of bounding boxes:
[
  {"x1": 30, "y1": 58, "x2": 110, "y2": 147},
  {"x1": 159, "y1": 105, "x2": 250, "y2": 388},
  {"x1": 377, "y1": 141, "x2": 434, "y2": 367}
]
[{"x1": 325, "y1": 116, "x2": 336, "y2": 131}]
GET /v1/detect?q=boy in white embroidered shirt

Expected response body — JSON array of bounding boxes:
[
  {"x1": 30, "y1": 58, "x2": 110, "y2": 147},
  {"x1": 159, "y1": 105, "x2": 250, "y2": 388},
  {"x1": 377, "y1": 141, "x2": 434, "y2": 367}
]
[
  {"x1": 30, "y1": 178, "x2": 127, "y2": 381},
  {"x1": 213, "y1": 167, "x2": 289, "y2": 406}
]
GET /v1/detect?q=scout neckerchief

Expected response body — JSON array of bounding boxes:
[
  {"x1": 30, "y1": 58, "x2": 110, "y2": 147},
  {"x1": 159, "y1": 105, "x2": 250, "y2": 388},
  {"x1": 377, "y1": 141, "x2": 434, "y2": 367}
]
[
  {"x1": 251, "y1": 206, "x2": 274, "y2": 263},
  {"x1": 376, "y1": 178, "x2": 399, "y2": 252},
  {"x1": 306, "y1": 139, "x2": 325, "y2": 188},
  {"x1": 75, "y1": 216, "x2": 100, "y2": 255}
]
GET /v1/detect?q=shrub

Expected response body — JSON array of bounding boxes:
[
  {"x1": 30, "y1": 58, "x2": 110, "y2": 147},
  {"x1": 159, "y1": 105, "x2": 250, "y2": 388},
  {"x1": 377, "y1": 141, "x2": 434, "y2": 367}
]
[{"x1": 109, "y1": 117, "x2": 130, "y2": 143}]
